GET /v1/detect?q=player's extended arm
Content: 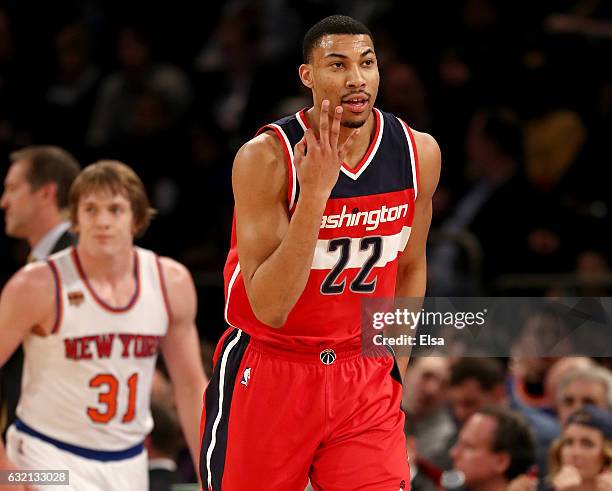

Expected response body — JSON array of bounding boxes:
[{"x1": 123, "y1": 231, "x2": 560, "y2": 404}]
[
  {"x1": 394, "y1": 131, "x2": 441, "y2": 380},
  {"x1": 0, "y1": 264, "x2": 55, "y2": 487},
  {"x1": 234, "y1": 100, "x2": 359, "y2": 328},
  {"x1": 159, "y1": 257, "x2": 208, "y2": 468}
]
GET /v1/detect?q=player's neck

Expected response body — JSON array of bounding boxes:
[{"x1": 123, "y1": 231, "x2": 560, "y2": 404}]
[
  {"x1": 306, "y1": 108, "x2": 375, "y2": 169},
  {"x1": 76, "y1": 243, "x2": 135, "y2": 283},
  {"x1": 341, "y1": 114, "x2": 375, "y2": 169}
]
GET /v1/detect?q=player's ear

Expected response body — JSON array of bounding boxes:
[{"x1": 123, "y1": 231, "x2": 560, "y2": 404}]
[
  {"x1": 39, "y1": 181, "x2": 58, "y2": 204},
  {"x1": 299, "y1": 64, "x2": 314, "y2": 89}
]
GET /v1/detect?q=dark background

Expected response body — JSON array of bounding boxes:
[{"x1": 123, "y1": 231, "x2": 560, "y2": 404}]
[{"x1": 1, "y1": 0, "x2": 611, "y2": 343}]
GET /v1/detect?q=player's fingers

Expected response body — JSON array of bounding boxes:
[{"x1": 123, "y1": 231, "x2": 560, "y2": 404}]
[
  {"x1": 319, "y1": 99, "x2": 330, "y2": 148},
  {"x1": 293, "y1": 136, "x2": 306, "y2": 167},
  {"x1": 303, "y1": 128, "x2": 317, "y2": 154},
  {"x1": 330, "y1": 105, "x2": 342, "y2": 153},
  {"x1": 338, "y1": 128, "x2": 360, "y2": 160}
]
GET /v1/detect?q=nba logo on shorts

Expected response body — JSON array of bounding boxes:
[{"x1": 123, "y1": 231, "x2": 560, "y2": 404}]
[{"x1": 241, "y1": 367, "x2": 251, "y2": 386}]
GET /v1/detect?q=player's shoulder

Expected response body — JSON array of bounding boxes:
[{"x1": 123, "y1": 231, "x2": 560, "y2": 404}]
[
  {"x1": 157, "y1": 256, "x2": 194, "y2": 288},
  {"x1": 232, "y1": 131, "x2": 288, "y2": 191},
  {"x1": 410, "y1": 129, "x2": 440, "y2": 159},
  {"x1": 1, "y1": 261, "x2": 55, "y2": 303},
  {"x1": 236, "y1": 131, "x2": 285, "y2": 168},
  {"x1": 396, "y1": 126, "x2": 440, "y2": 199}
]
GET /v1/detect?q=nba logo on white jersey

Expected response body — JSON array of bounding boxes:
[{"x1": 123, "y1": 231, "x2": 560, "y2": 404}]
[{"x1": 241, "y1": 367, "x2": 251, "y2": 386}]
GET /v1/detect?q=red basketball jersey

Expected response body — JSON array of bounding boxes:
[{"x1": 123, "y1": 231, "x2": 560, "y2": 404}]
[{"x1": 223, "y1": 108, "x2": 419, "y2": 348}]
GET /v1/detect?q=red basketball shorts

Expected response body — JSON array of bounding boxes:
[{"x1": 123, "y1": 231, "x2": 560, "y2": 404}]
[{"x1": 199, "y1": 328, "x2": 410, "y2": 490}]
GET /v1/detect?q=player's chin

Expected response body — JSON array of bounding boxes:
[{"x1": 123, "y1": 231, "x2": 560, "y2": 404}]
[
  {"x1": 91, "y1": 242, "x2": 118, "y2": 257},
  {"x1": 341, "y1": 115, "x2": 368, "y2": 129}
]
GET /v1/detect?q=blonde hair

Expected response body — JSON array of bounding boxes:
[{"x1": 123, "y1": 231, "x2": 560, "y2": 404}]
[
  {"x1": 548, "y1": 432, "x2": 612, "y2": 479},
  {"x1": 69, "y1": 160, "x2": 156, "y2": 236}
]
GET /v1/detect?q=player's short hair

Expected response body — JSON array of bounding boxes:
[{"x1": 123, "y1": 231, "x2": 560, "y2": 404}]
[
  {"x1": 302, "y1": 15, "x2": 373, "y2": 63},
  {"x1": 450, "y1": 357, "x2": 506, "y2": 391},
  {"x1": 69, "y1": 160, "x2": 156, "y2": 236},
  {"x1": 476, "y1": 406, "x2": 535, "y2": 481},
  {"x1": 9, "y1": 145, "x2": 80, "y2": 210}
]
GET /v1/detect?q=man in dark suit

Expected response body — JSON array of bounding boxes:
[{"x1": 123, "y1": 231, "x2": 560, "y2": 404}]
[{"x1": 0, "y1": 145, "x2": 80, "y2": 434}]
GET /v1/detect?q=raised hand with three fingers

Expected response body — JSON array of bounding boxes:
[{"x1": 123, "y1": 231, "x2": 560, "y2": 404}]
[{"x1": 293, "y1": 99, "x2": 359, "y2": 202}]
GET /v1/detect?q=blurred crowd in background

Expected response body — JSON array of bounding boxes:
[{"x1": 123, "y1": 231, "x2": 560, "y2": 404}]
[{"x1": 1, "y1": 0, "x2": 612, "y2": 489}]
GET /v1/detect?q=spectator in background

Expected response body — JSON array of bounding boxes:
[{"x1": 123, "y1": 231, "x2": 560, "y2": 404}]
[
  {"x1": 428, "y1": 109, "x2": 536, "y2": 294},
  {"x1": 87, "y1": 25, "x2": 192, "y2": 149},
  {"x1": 547, "y1": 405, "x2": 612, "y2": 491},
  {"x1": 380, "y1": 62, "x2": 432, "y2": 132},
  {"x1": 545, "y1": 0, "x2": 612, "y2": 41},
  {"x1": 449, "y1": 357, "x2": 560, "y2": 480},
  {"x1": 450, "y1": 407, "x2": 536, "y2": 491},
  {"x1": 404, "y1": 417, "x2": 443, "y2": 491},
  {"x1": 556, "y1": 367, "x2": 612, "y2": 425},
  {"x1": 509, "y1": 311, "x2": 574, "y2": 415},
  {"x1": 574, "y1": 251, "x2": 612, "y2": 296},
  {"x1": 1, "y1": 146, "x2": 79, "y2": 260},
  {"x1": 403, "y1": 356, "x2": 456, "y2": 467},
  {"x1": 449, "y1": 357, "x2": 506, "y2": 426},
  {"x1": 39, "y1": 22, "x2": 101, "y2": 156},
  {"x1": 544, "y1": 357, "x2": 595, "y2": 408},
  {"x1": 194, "y1": 7, "x2": 260, "y2": 148},
  {"x1": 146, "y1": 399, "x2": 182, "y2": 491}
]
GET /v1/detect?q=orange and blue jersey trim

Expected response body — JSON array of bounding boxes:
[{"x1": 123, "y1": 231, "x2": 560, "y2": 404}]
[
  {"x1": 46, "y1": 259, "x2": 63, "y2": 334},
  {"x1": 71, "y1": 247, "x2": 141, "y2": 313}
]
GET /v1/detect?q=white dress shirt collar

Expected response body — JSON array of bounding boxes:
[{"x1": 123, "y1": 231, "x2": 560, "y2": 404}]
[{"x1": 30, "y1": 221, "x2": 71, "y2": 261}]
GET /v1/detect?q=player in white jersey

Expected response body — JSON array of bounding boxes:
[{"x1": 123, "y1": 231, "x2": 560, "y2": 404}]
[{"x1": 0, "y1": 161, "x2": 207, "y2": 491}]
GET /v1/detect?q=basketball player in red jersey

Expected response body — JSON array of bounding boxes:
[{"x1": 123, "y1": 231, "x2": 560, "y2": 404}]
[{"x1": 200, "y1": 15, "x2": 440, "y2": 490}]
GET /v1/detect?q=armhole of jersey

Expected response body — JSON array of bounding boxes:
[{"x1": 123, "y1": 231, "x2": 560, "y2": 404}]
[
  {"x1": 155, "y1": 255, "x2": 173, "y2": 325},
  {"x1": 224, "y1": 262, "x2": 241, "y2": 329},
  {"x1": 397, "y1": 118, "x2": 420, "y2": 198},
  {"x1": 47, "y1": 259, "x2": 63, "y2": 335},
  {"x1": 255, "y1": 124, "x2": 297, "y2": 212}
]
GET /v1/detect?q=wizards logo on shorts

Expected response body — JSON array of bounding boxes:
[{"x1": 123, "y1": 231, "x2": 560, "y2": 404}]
[{"x1": 241, "y1": 367, "x2": 252, "y2": 386}]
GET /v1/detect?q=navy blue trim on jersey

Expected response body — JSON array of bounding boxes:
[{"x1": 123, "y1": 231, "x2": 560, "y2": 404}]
[
  {"x1": 383, "y1": 346, "x2": 403, "y2": 385},
  {"x1": 264, "y1": 108, "x2": 416, "y2": 204},
  {"x1": 200, "y1": 328, "x2": 251, "y2": 491},
  {"x1": 14, "y1": 418, "x2": 144, "y2": 461}
]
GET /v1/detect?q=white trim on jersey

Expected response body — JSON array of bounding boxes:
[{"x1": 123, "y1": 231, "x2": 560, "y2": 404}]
[
  {"x1": 397, "y1": 117, "x2": 418, "y2": 198},
  {"x1": 311, "y1": 226, "x2": 412, "y2": 270},
  {"x1": 206, "y1": 329, "x2": 243, "y2": 489},
  {"x1": 340, "y1": 108, "x2": 385, "y2": 181},
  {"x1": 224, "y1": 263, "x2": 241, "y2": 328},
  {"x1": 268, "y1": 123, "x2": 297, "y2": 210},
  {"x1": 295, "y1": 110, "x2": 307, "y2": 132}
]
